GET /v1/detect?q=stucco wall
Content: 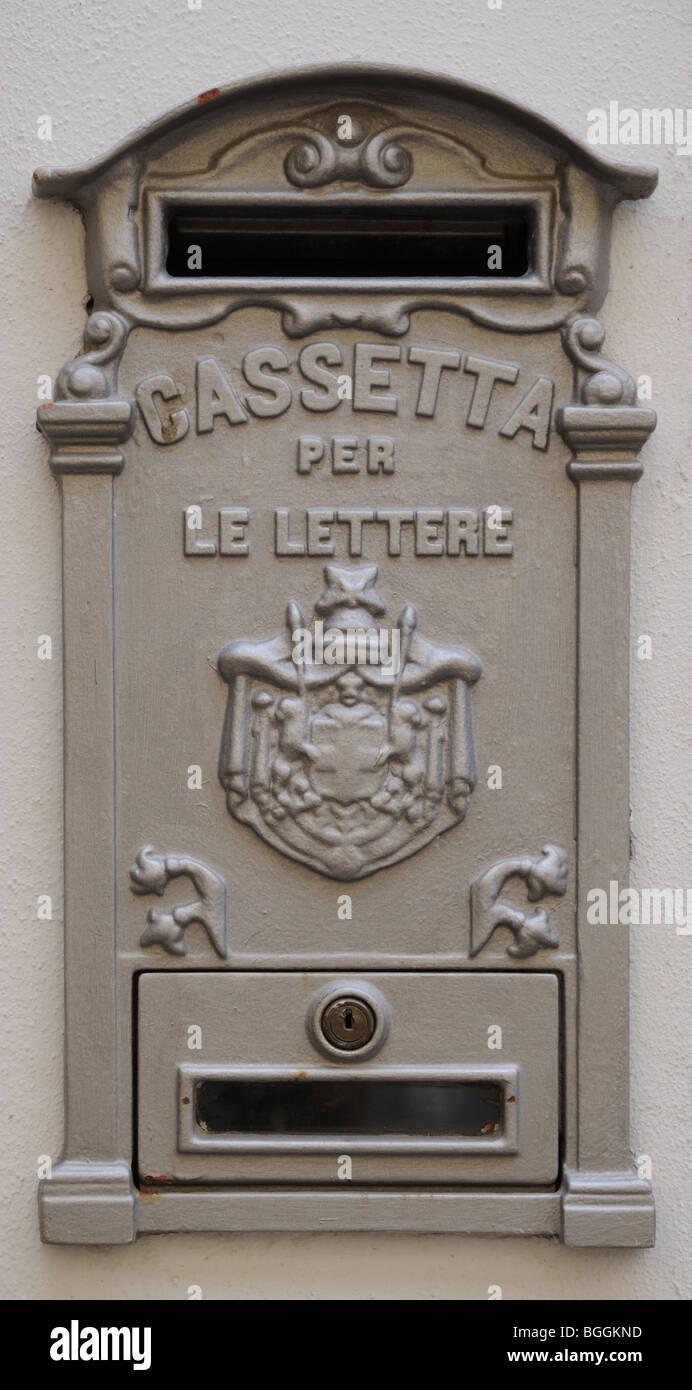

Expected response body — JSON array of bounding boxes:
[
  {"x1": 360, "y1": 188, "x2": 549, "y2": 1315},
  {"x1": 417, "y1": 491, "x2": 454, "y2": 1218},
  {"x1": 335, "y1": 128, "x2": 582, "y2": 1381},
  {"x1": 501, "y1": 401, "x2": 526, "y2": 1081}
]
[{"x1": 2, "y1": 0, "x2": 690, "y2": 1299}]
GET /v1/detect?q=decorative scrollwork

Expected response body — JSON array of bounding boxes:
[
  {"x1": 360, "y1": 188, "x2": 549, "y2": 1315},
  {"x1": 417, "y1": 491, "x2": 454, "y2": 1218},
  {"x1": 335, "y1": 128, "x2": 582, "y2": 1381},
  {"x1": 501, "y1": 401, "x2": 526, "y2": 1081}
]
[
  {"x1": 358, "y1": 129, "x2": 413, "y2": 187},
  {"x1": 130, "y1": 846, "x2": 227, "y2": 957},
  {"x1": 470, "y1": 844, "x2": 567, "y2": 958},
  {"x1": 284, "y1": 131, "x2": 339, "y2": 187},
  {"x1": 285, "y1": 128, "x2": 412, "y2": 189},
  {"x1": 281, "y1": 299, "x2": 412, "y2": 338},
  {"x1": 563, "y1": 316, "x2": 637, "y2": 407},
  {"x1": 55, "y1": 311, "x2": 129, "y2": 402}
]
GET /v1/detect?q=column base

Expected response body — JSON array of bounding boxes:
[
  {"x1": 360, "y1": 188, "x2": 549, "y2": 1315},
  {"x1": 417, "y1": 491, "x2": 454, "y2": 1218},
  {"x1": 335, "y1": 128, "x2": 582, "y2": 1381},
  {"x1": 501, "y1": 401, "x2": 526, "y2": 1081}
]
[
  {"x1": 561, "y1": 1169, "x2": 654, "y2": 1247},
  {"x1": 39, "y1": 1160, "x2": 136, "y2": 1245}
]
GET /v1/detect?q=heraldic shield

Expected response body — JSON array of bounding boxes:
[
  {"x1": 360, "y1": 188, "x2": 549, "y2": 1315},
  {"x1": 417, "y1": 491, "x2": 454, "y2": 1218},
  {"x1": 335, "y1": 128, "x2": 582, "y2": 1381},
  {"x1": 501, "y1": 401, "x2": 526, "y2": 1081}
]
[{"x1": 217, "y1": 565, "x2": 482, "y2": 880}]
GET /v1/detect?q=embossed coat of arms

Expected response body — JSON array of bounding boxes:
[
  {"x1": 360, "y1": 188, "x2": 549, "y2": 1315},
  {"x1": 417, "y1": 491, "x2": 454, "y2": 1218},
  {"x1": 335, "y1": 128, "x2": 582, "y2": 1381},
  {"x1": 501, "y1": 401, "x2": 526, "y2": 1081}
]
[{"x1": 218, "y1": 564, "x2": 482, "y2": 879}]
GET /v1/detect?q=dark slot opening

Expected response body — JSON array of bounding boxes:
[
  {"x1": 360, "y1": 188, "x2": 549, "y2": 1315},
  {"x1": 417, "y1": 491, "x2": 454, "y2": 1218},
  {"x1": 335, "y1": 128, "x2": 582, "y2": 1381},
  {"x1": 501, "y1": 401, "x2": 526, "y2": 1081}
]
[
  {"x1": 195, "y1": 1078, "x2": 504, "y2": 1137},
  {"x1": 166, "y1": 204, "x2": 530, "y2": 279}
]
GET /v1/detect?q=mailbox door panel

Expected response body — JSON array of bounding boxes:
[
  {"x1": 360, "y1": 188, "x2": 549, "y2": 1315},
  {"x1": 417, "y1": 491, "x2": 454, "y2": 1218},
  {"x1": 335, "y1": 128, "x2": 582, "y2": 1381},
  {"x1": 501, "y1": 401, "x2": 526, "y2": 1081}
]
[{"x1": 137, "y1": 971, "x2": 560, "y2": 1185}]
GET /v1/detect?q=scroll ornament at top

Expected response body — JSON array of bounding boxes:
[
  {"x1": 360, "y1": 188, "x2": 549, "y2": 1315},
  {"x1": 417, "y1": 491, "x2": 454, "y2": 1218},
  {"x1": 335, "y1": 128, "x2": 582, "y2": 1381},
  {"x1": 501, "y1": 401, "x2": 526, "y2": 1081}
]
[
  {"x1": 284, "y1": 127, "x2": 412, "y2": 188},
  {"x1": 562, "y1": 316, "x2": 637, "y2": 407},
  {"x1": 37, "y1": 310, "x2": 134, "y2": 475},
  {"x1": 558, "y1": 316, "x2": 656, "y2": 474},
  {"x1": 55, "y1": 311, "x2": 129, "y2": 402}
]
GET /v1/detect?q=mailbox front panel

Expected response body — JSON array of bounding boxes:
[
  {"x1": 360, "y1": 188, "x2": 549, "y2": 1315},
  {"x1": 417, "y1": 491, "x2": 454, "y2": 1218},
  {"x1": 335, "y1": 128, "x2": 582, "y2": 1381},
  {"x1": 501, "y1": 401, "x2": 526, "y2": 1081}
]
[
  {"x1": 115, "y1": 314, "x2": 575, "y2": 965},
  {"x1": 35, "y1": 65, "x2": 657, "y2": 1245},
  {"x1": 138, "y1": 972, "x2": 559, "y2": 1185}
]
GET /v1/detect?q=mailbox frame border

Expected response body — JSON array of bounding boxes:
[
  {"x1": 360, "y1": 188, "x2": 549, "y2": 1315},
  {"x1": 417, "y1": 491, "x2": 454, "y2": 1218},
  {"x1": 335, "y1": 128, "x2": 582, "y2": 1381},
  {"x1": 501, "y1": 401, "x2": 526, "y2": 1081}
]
[{"x1": 33, "y1": 63, "x2": 658, "y2": 1249}]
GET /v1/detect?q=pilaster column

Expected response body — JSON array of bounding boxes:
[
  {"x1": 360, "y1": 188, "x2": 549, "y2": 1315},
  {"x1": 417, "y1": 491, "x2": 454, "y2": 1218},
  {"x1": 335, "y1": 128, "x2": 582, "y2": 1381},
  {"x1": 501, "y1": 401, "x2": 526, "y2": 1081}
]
[
  {"x1": 557, "y1": 317, "x2": 656, "y2": 1246},
  {"x1": 36, "y1": 312, "x2": 136, "y2": 1243}
]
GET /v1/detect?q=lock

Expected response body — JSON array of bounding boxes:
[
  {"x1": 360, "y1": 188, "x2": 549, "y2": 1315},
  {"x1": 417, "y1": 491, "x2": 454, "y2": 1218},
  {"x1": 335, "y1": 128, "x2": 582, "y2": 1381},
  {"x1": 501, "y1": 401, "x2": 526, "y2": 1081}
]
[
  {"x1": 320, "y1": 996, "x2": 376, "y2": 1051},
  {"x1": 307, "y1": 979, "x2": 390, "y2": 1062}
]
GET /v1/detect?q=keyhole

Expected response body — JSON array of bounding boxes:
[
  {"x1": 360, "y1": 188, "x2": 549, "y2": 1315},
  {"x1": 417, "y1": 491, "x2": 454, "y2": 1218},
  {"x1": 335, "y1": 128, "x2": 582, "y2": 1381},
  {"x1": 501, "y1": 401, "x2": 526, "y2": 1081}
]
[{"x1": 319, "y1": 996, "x2": 377, "y2": 1052}]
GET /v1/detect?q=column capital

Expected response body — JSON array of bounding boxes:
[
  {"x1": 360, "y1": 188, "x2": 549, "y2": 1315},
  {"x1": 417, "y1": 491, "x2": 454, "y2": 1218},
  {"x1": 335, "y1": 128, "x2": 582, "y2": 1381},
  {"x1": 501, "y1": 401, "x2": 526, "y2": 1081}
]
[
  {"x1": 558, "y1": 315, "x2": 656, "y2": 483},
  {"x1": 557, "y1": 404, "x2": 656, "y2": 482},
  {"x1": 37, "y1": 308, "x2": 133, "y2": 474},
  {"x1": 37, "y1": 398, "x2": 134, "y2": 474}
]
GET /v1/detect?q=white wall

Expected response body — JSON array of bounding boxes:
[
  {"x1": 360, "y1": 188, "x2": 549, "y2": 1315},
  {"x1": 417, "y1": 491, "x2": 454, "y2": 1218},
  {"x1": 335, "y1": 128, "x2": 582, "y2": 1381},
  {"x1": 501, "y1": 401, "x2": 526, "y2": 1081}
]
[{"x1": 2, "y1": 0, "x2": 690, "y2": 1299}]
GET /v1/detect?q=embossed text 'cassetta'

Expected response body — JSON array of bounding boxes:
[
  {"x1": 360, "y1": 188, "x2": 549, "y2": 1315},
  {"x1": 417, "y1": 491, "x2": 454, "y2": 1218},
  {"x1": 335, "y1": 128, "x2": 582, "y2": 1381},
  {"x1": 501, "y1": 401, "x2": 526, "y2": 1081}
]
[{"x1": 135, "y1": 343, "x2": 555, "y2": 451}]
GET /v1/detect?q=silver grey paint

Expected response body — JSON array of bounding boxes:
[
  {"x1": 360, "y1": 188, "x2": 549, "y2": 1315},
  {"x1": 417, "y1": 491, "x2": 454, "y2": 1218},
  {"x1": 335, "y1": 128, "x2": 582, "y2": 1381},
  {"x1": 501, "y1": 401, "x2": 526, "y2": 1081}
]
[{"x1": 33, "y1": 64, "x2": 656, "y2": 1246}]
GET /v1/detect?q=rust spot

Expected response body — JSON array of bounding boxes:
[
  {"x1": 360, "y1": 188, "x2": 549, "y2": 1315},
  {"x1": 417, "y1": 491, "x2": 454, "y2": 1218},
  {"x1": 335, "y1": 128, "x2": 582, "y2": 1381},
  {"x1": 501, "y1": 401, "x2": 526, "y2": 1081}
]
[
  {"x1": 181, "y1": 1095, "x2": 190, "y2": 1105},
  {"x1": 197, "y1": 88, "x2": 220, "y2": 105},
  {"x1": 295, "y1": 1069, "x2": 307, "y2": 1080},
  {"x1": 40, "y1": 402, "x2": 54, "y2": 409},
  {"x1": 507, "y1": 1095, "x2": 516, "y2": 1103},
  {"x1": 143, "y1": 1174, "x2": 171, "y2": 1185}
]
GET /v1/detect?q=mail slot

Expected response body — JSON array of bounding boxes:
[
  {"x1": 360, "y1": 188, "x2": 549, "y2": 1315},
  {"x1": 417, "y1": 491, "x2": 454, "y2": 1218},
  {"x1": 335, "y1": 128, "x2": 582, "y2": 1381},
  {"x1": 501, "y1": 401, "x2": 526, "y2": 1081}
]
[
  {"x1": 35, "y1": 64, "x2": 657, "y2": 1246},
  {"x1": 165, "y1": 204, "x2": 532, "y2": 278}
]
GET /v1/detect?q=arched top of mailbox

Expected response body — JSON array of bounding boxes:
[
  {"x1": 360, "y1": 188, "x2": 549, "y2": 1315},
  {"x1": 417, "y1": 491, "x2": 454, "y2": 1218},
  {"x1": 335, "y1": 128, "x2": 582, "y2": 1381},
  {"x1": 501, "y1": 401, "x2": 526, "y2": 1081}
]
[
  {"x1": 33, "y1": 64, "x2": 656, "y2": 201},
  {"x1": 32, "y1": 65, "x2": 658, "y2": 338}
]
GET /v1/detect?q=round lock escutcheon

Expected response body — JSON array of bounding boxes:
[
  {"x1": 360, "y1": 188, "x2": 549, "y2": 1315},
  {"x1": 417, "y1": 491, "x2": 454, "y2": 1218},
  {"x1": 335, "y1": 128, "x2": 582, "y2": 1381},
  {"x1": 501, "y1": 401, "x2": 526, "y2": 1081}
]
[{"x1": 307, "y1": 980, "x2": 390, "y2": 1061}]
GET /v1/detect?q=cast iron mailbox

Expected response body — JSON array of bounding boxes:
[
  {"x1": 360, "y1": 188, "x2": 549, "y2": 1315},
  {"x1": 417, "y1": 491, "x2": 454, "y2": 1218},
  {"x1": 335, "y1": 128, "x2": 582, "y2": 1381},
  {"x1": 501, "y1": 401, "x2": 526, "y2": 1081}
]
[{"x1": 34, "y1": 65, "x2": 657, "y2": 1245}]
